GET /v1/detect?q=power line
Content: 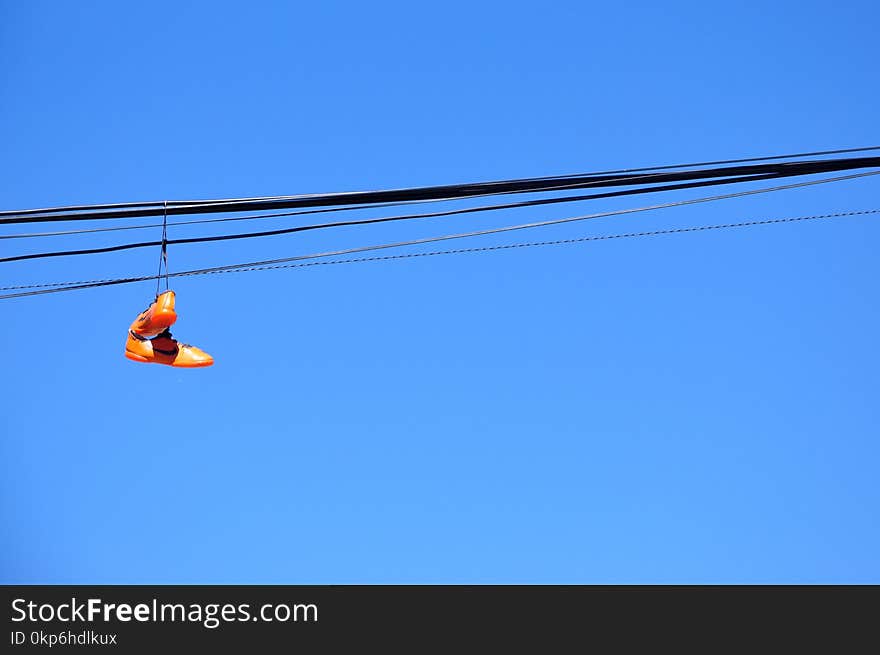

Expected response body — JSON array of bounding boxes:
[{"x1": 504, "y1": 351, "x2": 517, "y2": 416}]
[
  {"x1": 145, "y1": 171, "x2": 880, "y2": 277},
  {"x1": 532, "y1": 145, "x2": 880, "y2": 177},
  {"x1": 0, "y1": 166, "x2": 767, "y2": 240},
  {"x1": 156, "y1": 208, "x2": 880, "y2": 276},
  {"x1": 3, "y1": 154, "x2": 879, "y2": 225},
  {"x1": 6, "y1": 166, "x2": 880, "y2": 264},
  {"x1": 3, "y1": 145, "x2": 878, "y2": 221},
  {"x1": 0, "y1": 170, "x2": 800, "y2": 264},
  {"x1": 3, "y1": 171, "x2": 877, "y2": 298},
  {"x1": 2, "y1": 208, "x2": 875, "y2": 300}
]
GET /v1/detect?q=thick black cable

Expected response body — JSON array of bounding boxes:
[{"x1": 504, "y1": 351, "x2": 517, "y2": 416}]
[
  {"x1": 1, "y1": 201, "x2": 446, "y2": 240},
  {"x1": 518, "y1": 146, "x2": 880, "y2": 180},
  {"x1": 0, "y1": 170, "x2": 799, "y2": 264},
  {"x1": 5, "y1": 161, "x2": 797, "y2": 240},
  {"x1": 3, "y1": 145, "x2": 878, "y2": 220},
  {"x1": 3, "y1": 155, "x2": 879, "y2": 225},
  {"x1": 1, "y1": 168, "x2": 718, "y2": 240},
  {"x1": 3, "y1": 173, "x2": 877, "y2": 298}
]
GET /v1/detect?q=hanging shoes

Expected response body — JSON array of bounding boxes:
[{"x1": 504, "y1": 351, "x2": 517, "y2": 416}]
[
  {"x1": 129, "y1": 290, "x2": 177, "y2": 338},
  {"x1": 125, "y1": 328, "x2": 214, "y2": 368},
  {"x1": 126, "y1": 221, "x2": 211, "y2": 367},
  {"x1": 125, "y1": 290, "x2": 212, "y2": 368}
]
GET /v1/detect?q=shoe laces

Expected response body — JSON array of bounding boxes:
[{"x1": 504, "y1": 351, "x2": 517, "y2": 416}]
[{"x1": 156, "y1": 328, "x2": 192, "y2": 349}]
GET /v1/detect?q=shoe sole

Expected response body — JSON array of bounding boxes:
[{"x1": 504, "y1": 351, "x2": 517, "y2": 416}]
[
  {"x1": 131, "y1": 308, "x2": 177, "y2": 337},
  {"x1": 125, "y1": 351, "x2": 213, "y2": 367}
]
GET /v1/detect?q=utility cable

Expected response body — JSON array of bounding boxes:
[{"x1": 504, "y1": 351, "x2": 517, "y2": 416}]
[
  {"x1": 2, "y1": 208, "x2": 875, "y2": 300},
  {"x1": 3, "y1": 145, "x2": 878, "y2": 221},
  {"x1": 2, "y1": 171, "x2": 877, "y2": 298},
  {"x1": 1, "y1": 167, "x2": 748, "y2": 240},
  {"x1": 2, "y1": 154, "x2": 879, "y2": 225},
  {"x1": 0, "y1": 170, "x2": 802, "y2": 264}
]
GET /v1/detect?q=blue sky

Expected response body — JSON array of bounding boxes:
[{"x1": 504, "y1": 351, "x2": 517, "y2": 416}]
[{"x1": 1, "y1": 1, "x2": 878, "y2": 583}]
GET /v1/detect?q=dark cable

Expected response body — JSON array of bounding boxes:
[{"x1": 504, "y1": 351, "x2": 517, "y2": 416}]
[
  {"x1": 1, "y1": 168, "x2": 720, "y2": 240},
  {"x1": 3, "y1": 173, "x2": 877, "y2": 298},
  {"x1": 6, "y1": 162, "x2": 803, "y2": 240},
  {"x1": 2, "y1": 154, "x2": 879, "y2": 225},
  {"x1": 157, "y1": 171, "x2": 880, "y2": 277},
  {"x1": 3, "y1": 145, "x2": 878, "y2": 220},
  {"x1": 0, "y1": 170, "x2": 799, "y2": 264},
  {"x1": 2, "y1": 208, "x2": 875, "y2": 300}
]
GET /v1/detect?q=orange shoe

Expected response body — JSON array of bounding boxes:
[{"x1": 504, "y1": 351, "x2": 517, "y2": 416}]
[
  {"x1": 125, "y1": 329, "x2": 214, "y2": 368},
  {"x1": 130, "y1": 290, "x2": 177, "y2": 338}
]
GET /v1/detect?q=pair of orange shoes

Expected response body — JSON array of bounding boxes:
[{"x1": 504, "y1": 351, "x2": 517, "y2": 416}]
[{"x1": 124, "y1": 291, "x2": 213, "y2": 367}]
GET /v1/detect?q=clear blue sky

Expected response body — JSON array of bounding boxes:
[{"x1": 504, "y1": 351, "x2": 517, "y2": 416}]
[{"x1": 1, "y1": 1, "x2": 878, "y2": 583}]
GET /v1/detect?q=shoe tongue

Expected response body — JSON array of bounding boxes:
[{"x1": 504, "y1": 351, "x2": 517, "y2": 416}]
[
  {"x1": 154, "y1": 328, "x2": 190, "y2": 349},
  {"x1": 153, "y1": 330, "x2": 177, "y2": 345}
]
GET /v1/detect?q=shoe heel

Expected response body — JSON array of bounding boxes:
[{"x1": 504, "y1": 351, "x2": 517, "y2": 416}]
[
  {"x1": 152, "y1": 308, "x2": 177, "y2": 328},
  {"x1": 125, "y1": 351, "x2": 150, "y2": 363}
]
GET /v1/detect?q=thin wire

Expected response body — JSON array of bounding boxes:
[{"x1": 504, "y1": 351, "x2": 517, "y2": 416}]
[
  {"x1": 3, "y1": 145, "x2": 878, "y2": 219},
  {"x1": 519, "y1": 145, "x2": 880, "y2": 180},
  {"x1": 159, "y1": 170, "x2": 880, "y2": 277},
  {"x1": 155, "y1": 202, "x2": 169, "y2": 295},
  {"x1": 180, "y1": 209, "x2": 880, "y2": 275},
  {"x1": 1, "y1": 208, "x2": 875, "y2": 300}
]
